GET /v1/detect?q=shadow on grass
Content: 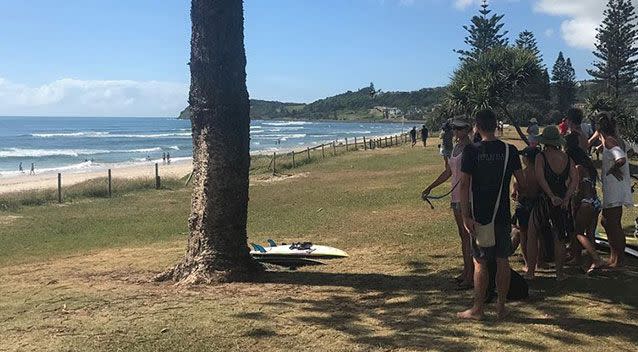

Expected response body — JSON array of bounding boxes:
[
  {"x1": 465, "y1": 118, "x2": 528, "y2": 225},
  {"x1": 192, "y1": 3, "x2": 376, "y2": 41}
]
[{"x1": 238, "y1": 259, "x2": 638, "y2": 351}]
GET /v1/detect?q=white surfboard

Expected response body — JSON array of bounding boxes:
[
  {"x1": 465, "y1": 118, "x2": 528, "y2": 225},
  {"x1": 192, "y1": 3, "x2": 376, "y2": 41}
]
[{"x1": 250, "y1": 241, "x2": 348, "y2": 259}]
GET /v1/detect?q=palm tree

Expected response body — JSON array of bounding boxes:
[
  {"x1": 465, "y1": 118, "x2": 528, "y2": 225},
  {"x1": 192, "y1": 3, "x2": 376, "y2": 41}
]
[{"x1": 156, "y1": 0, "x2": 262, "y2": 284}]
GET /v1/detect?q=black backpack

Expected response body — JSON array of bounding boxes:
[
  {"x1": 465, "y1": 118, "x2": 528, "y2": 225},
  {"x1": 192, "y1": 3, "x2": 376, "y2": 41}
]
[{"x1": 485, "y1": 260, "x2": 529, "y2": 303}]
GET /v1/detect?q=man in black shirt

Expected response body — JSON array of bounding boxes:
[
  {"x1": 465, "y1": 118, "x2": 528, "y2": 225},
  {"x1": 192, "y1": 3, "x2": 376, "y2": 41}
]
[
  {"x1": 420, "y1": 125, "x2": 429, "y2": 147},
  {"x1": 409, "y1": 127, "x2": 417, "y2": 147},
  {"x1": 458, "y1": 109, "x2": 524, "y2": 321}
]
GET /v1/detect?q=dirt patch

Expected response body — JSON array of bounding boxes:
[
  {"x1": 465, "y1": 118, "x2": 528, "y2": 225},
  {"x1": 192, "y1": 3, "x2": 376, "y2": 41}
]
[
  {"x1": 251, "y1": 172, "x2": 310, "y2": 184},
  {"x1": 0, "y1": 215, "x2": 23, "y2": 225}
]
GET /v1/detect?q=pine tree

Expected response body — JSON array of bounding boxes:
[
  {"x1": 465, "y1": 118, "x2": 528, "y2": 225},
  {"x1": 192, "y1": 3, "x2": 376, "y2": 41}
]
[
  {"x1": 516, "y1": 30, "x2": 542, "y2": 66},
  {"x1": 552, "y1": 52, "x2": 576, "y2": 113},
  {"x1": 587, "y1": 0, "x2": 638, "y2": 99},
  {"x1": 456, "y1": 0, "x2": 509, "y2": 61}
]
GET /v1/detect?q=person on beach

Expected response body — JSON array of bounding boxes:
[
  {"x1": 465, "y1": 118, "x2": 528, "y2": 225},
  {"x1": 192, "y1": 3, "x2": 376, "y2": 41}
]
[
  {"x1": 458, "y1": 109, "x2": 524, "y2": 320},
  {"x1": 421, "y1": 125, "x2": 429, "y2": 147},
  {"x1": 410, "y1": 127, "x2": 418, "y2": 147},
  {"x1": 162, "y1": 152, "x2": 166, "y2": 164},
  {"x1": 166, "y1": 152, "x2": 171, "y2": 164},
  {"x1": 527, "y1": 118, "x2": 539, "y2": 148},
  {"x1": 19, "y1": 162, "x2": 24, "y2": 174},
  {"x1": 590, "y1": 113, "x2": 633, "y2": 269},
  {"x1": 565, "y1": 135, "x2": 607, "y2": 273},
  {"x1": 422, "y1": 117, "x2": 474, "y2": 289},
  {"x1": 29, "y1": 163, "x2": 35, "y2": 175},
  {"x1": 525, "y1": 126, "x2": 577, "y2": 281},
  {"x1": 511, "y1": 146, "x2": 540, "y2": 273},
  {"x1": 440, "y1": 120, "x2": 454, "y2": 160}
]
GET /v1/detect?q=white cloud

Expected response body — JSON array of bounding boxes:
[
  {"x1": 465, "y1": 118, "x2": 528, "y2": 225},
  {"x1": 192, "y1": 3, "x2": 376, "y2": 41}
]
[
  {"x1": 534, "y1": 0, "x2": 638, "y2": 49},
  {"x1": 0, "y1": 77, "x2": 188, "y2": 117},
  {"x1": 544, "y1": 28, "x2": 555, "y2": 37},
  {"x1": 454, "y1": 0, "x2": 479, "y2": 10}
]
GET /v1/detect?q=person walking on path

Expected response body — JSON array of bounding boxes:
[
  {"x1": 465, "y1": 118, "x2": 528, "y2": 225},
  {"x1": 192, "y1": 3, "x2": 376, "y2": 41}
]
[
  {"x1": 410, "y1": 127, "x2": 417, "y2": 147},
  {"x1": 421, "y1": 125, "x2": 429, "y2": 147},
  {"x1": 422, "y1": 117, "x2": 474, "y2": 289},
  {"x1": 525, "y1": 126, "x2": 577, "y2": 281},
  {"x1": 458, "y1": 109, "x2": 525, "y2": 320},
  {"x1": 591, "y1": 113, "x2": 633, "y2": 269},
  {"x1": 29, "y1": 163, "x2": 35, "y2": 175}
]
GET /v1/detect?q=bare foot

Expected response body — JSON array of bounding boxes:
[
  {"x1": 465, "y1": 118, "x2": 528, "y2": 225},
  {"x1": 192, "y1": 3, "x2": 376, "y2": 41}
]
[
  {"x1": 457, "y1": 308, "x2": 483, "y2": 320},
  {"x1": 607, "y1": 263, "x2": 625, "y2": 270}
]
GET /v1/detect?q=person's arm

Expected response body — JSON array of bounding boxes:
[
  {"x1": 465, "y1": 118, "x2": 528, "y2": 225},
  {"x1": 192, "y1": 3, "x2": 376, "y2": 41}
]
[
  {"x1": 422, "y1": 161, "x2": 452, "y2": 198},
  {"x1": 563, "y1": 159, "x2": 579, "y2": 209},
  {"x1": 535, "y1": 153, "x2": 562, "y2": 206},
  {"x1": 588, "y1": 130, "x2": 601, "y2": 148},
  {"x1": 512, "y1": 169, "x2": 525, "y2": 202},
  {"x1": 460, "y1": 172, "x2": 475, "y2": 234},
  {"x1": 605, "y1": 137, "x2": 627, "y2": 181}
]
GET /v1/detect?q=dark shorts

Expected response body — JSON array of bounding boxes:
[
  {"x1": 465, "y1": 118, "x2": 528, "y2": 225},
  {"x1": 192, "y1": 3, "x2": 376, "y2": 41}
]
[
  {"x1": 514, "y1": 198, "x2": 536, "y2": 228},
  {"x1": 471, "y1": 223, "x2": 513, "y2": 261}
]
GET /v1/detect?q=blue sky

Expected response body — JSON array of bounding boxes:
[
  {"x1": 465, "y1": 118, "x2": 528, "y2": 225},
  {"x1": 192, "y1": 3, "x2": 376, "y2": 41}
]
[{"x1": 0, "y1": 0, "x2": 613, "y2": 116}]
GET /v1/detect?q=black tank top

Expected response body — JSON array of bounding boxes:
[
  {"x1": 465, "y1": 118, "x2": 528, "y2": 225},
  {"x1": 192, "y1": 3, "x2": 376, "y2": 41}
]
[{"x1": 540, "y1": 152, "x2": 570, "y2": 198}]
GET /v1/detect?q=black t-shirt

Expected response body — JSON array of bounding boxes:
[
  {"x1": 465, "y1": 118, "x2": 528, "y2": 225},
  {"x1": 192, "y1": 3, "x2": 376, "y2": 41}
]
[
  {"x1": 421, "y1": 128, "x2": 429, "y2": 138},
  {"x1": 461, "y1": 140, "x2": 522, "y2": 225}
]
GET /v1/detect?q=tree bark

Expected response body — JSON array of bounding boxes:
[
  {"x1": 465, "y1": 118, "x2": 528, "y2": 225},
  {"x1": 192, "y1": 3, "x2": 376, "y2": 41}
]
[{"x1": 156, "y1": 0, "x2": 262, "y2": 284}]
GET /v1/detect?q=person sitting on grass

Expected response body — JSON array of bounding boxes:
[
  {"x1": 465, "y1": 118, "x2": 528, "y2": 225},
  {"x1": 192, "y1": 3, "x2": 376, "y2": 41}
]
[
  {"x1": 422, "y1": 116, "x2": 474, "y2": 290},
  {"x1": 458, "y1": 109, "x2": 525, "y2": 320},
  {"x1": 511, "y1": 146, "x2": 540, "y2": 274}
]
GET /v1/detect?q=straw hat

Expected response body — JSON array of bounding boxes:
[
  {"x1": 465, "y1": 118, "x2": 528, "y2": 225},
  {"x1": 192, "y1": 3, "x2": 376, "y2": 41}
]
[{"x1": 537, "y1": 125, "x2": 565, "y2": 147}]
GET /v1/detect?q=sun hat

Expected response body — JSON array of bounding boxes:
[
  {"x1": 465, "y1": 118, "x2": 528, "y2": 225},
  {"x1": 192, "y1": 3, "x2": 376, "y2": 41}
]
[
  {"x1": 537, "y1": 125, "x2": 565, "y2": 147},
  {"x1": 450, "y1": 116, "x2": 472, "y2": 128},
  {"x1": 530, "y1": 118, "x2": 538, "y2": 124}
]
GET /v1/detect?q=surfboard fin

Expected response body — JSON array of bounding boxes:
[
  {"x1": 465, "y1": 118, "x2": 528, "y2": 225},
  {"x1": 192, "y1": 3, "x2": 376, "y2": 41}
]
[
  {"x1": 250, "y1": 243, "x2": 266, "y2": 253},
  {"x1": 267, "y1": 239, "x2": 277, "y2": 247}
]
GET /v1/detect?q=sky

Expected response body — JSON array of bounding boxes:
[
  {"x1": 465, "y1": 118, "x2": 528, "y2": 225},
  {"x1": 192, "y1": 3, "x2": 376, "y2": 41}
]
[{"x1": 0, "y1": 0, "x2": 625, "y2": 117}]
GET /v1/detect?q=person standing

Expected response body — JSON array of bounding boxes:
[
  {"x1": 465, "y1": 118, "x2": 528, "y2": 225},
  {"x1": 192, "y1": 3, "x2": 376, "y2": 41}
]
[
  {"x1": 558, "y1": 118, "x2": 569, "y2": 135},
  {"x1": 440, "y1": 119, "x2": 454, "y2": 161},
  {"x1": 19, "y1": 162, "x2": 24, "y2": 174},
  {"x1": 458, "y1": 109, "x2": 524, "y2": 320},
  {"x1": 410, "y1": 127, "x2": 417, "y2": 147},
  {"x1": 594, "y1": 113, "x2": 633, "y2": 268},
  {"x1": 162, "y1": 152, "x2": 167, "y2": 164},
  {"x1": 527, "y1": 118, "x2": 540, "y2": 147},
  {"x1": 29, "y1": 163, "x2": 35, "y2": 175},
  {"x1": 422, "y1": 117, "x2": 474, "y2": 289},
  {"x1": 166, "y1": 152, "x2": 171, "y2": 165},
  {"x1": 565, "y1": 108, "x2": 589, "y2": 151},
  {"x1": 421, "y1": 125, "x2": 429, "y2": 147}
]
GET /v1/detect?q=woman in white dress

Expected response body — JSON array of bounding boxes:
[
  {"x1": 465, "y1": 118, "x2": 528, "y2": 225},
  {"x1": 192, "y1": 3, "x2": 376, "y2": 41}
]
[{"x1": 590, "y1": 113, "x2": 633, "y2": 268}]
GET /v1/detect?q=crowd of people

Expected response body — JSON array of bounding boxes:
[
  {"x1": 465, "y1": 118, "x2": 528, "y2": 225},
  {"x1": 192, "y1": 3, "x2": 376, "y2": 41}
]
[{"x1": 422, "y1": 108, "x2": 634, "y2": 320}]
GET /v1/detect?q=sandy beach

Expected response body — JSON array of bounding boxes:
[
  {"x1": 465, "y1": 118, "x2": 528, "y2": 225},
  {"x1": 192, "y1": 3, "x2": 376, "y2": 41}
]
[{"x1": 0, "y1": 160, "x2": 193, "y2": 194}]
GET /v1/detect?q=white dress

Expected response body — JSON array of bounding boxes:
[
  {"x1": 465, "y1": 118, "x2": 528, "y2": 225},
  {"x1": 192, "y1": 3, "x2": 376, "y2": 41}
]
[{"x1": 601, "y1": 145, "x2": 633, "y2": 209}]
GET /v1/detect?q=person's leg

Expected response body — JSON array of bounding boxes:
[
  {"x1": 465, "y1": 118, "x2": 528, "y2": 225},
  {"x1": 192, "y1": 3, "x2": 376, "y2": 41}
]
[
  {"x1": 458, "y1": 258, "x2": 487, "y2": 320},
  {"x1": 495, "y1": 257, "x2": 511, "y2": 319},
  {"x1": 554, "y1": 236, "x2": 566, "y2": 281},
  {"x1": 574, "y1": 204, "x2": 605, "y2": 271},
  {"x1": 520, "y1": 227, "x2": 529, "y2": 272},
  {"x1": 454, "y1": 208, "x2": 473, "y2": 285},
  {"x1": 525, "y1": 213, "x2": 538, "y2": 279},
  {"x1": 602, "y1": 207, "x2": 625, "y2": 268}
]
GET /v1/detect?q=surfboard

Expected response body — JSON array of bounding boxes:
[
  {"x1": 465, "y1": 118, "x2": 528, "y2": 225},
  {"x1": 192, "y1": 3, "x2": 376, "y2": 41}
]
[
  {"x1": 250, "y1": 241, "x2": 349, "y2": 259},
  {"x1": 595, "y1": 231, "x2": 638, "y2": 248},
  {"x1": 594, "y1": 238, "x2": 638, "y2": 259}
]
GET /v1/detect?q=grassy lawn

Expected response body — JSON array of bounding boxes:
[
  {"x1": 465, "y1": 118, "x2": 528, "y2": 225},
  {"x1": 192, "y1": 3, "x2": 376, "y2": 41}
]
[{"x1": 1, "y1": 136, "x2": 637, "y2": 351}]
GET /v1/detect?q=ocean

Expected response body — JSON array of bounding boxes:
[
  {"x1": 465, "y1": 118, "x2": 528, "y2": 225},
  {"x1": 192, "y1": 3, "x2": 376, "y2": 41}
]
[{"x1": 0, "y1": 117, "x2": 408, "y2": 176}]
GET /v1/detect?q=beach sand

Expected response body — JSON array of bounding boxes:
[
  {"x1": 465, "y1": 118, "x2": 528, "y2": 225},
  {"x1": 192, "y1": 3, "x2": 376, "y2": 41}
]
[{"x1": 0, "y1": 161, "x2": 193, "y2": 194}]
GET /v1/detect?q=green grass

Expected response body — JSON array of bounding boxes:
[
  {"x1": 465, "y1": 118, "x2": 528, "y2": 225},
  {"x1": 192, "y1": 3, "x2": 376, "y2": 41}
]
[{"x1": 0, "y1": 131, "x2": 637, "y2": 351}]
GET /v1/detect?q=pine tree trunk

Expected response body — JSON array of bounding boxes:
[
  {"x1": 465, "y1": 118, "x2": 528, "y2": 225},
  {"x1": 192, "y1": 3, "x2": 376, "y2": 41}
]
[{"x1": 156, "y1": 0, "x2": 262, "y2": 284}]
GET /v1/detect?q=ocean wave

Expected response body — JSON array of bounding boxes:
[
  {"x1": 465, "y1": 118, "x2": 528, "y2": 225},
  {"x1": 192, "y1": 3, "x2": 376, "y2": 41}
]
[
  {"x1": 0, "y1": 148, "x2": 111, "y2": 158},
  {"x1": 169, "y1": 146, "x2": 180, "y2": 150},
  {"x1": 128, "y1": 147, "x2": 163, "y2": 153},
  {"x1": 261, "y1": 121, "x2": 312, "y2": 126},
  {"x1": 31, "y1": 131, "x2": 192, "y2": 138},
  {"x1": 256, "y1": 134, "x2": 307, "y2": 141}
]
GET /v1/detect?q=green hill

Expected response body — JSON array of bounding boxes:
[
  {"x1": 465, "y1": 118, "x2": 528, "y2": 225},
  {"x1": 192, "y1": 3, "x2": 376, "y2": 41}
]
[{"x1": 178, "y1": 85, "x2": 446, "y2": 121}]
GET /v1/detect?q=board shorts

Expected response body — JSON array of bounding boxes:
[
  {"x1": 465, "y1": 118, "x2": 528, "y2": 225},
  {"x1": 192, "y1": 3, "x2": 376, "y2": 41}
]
[
  {"x1": 471, "y1": 222, "x2": 513, "y2": 261},
  {"x1": 513, "y1": 197, "x2": 536, "y2": 228}
]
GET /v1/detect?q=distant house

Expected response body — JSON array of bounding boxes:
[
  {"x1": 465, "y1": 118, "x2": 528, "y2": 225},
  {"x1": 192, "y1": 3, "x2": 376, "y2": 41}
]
[{"x1": 374, "y1": 106, "x2": 403, "y2": 118}]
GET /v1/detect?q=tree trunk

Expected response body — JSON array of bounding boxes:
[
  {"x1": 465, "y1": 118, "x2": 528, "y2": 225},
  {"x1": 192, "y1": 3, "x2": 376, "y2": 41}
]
[
  {"x1": 503, "y1": 106, "x2": 530, "y2": 146},
  {"x1": 156, "y1": 0, "x2": 262, "y2": 284}
]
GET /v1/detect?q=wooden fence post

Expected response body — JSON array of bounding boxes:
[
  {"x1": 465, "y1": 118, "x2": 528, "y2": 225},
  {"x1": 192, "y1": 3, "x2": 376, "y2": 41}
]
[
  {"x1": 321, "y1": 144, "x2": 325, "y2": 158},
  {"x1": 57, "y1": 173, "x2": 62, "y2": 203},
  {"x1": 108, "y1": 169, "x2": 112, "y2": 197},
  {"x1": 155, "y1": 163, "x2": 160, "y2": 189},
  {"x1": 363, "y1": 137, "x2": 367, "y2": 150},
  {"x1": 385, "y1": 137, "x2": 388, "y2": 147},
  {"x1": 354, "y1": 137, "x2": 358, "y2": 150},
  {"x1": 306, "y1": 147, "x2": 311, "y2": 160},
  {"x1": 292, "y1": 151, "x2": 296, "y2": 168},
  {"x1": 272, "y1": 152, "x2": 277, "y2": 176},
  {"x1": 333, "y1": 142, "x2": 336, "y2": 156},
  {"x1": 345, "y1": 138, "x2": 349, "y2": 151}
]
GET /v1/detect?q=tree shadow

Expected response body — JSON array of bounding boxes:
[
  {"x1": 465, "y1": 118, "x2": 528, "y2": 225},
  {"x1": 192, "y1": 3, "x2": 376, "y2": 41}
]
[{"x1": 233, "y1": 258, "x2": 638, "y2": 351}]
